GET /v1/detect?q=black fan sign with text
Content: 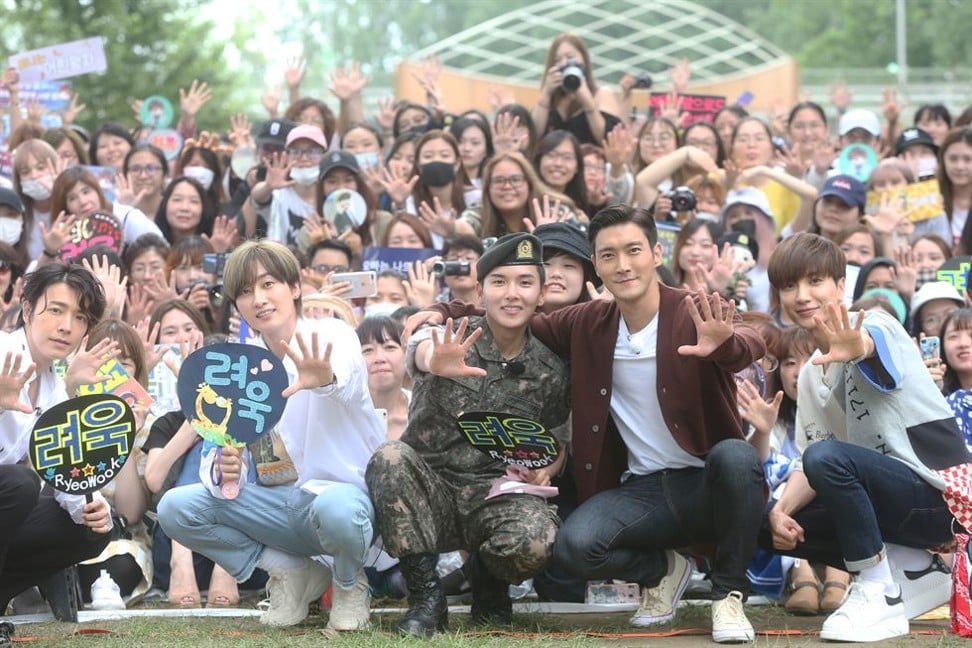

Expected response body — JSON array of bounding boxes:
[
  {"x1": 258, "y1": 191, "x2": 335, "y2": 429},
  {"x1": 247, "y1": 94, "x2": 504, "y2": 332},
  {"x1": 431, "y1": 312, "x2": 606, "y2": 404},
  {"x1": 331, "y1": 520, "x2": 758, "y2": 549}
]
[
  {"x1": 29, "y1": 394, "x2": 136, "y2": 498},
  {"x1": 457, "y1": 411, "x2": 559, "y2": 469}
]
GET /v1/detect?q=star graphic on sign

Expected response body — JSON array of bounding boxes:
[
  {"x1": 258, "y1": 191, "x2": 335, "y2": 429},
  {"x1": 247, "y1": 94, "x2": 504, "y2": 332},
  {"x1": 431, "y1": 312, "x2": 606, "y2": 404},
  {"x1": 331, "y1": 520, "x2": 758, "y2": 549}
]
[
  {"x1": 82, "y1": 463, "x2": 95, "y2": 477},
  {"x1": 514, "y1": 449, "x2": 529, "y2": 459},
  {"x1": 96, "y1": 461, "x2": 107, "y2": 473},
  {"x1": 503, "y1": 450, "x2": 513, "y2": 457},
  {"x1": 70, "y1": 467, "x2": 81, "y2": 478},
  {"x1": 529, "y1": 451, "x2": 540, "y2": 459}
]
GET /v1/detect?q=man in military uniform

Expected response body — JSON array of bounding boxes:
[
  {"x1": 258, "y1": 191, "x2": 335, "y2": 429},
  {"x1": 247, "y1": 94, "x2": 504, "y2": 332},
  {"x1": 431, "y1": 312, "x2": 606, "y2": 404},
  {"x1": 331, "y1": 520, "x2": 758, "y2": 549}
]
[{"x1": 366, "y1": 233, "x2": 570, "y2": 637}]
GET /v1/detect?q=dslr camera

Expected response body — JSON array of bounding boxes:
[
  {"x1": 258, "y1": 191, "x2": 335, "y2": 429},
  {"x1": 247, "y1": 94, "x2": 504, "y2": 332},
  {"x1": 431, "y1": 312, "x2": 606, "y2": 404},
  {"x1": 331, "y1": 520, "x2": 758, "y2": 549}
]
[
  {"x1": 668, "y1": 186, "x2": 697, "y2": 213},
  {"x1": 432, "y1": 260, "x2": 472, "y2": 277},
  {"x1": 559, "y1": 58, "x2": 585, "y2": 92}
]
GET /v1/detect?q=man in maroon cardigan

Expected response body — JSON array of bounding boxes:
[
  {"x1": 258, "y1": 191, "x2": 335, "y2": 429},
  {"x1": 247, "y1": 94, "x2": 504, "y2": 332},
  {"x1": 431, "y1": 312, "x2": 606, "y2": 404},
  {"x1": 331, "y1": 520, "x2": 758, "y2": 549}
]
[{"x1": 416, "y1": 205, "x2": 766, "y2": 643}]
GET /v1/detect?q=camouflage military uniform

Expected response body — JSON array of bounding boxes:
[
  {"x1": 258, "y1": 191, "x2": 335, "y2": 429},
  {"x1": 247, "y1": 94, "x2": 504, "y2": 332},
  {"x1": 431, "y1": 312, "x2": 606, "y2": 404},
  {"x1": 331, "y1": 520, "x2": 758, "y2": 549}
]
[{"x1": 366, "y1": 317, "x2": 570, "y2": 584}]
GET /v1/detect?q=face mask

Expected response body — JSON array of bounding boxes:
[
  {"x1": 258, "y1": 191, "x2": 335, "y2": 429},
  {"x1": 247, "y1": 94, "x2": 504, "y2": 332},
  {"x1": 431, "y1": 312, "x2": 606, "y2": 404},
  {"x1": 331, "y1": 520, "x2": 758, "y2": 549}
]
[
  {"x1": 419, "y1": 161, "x2": 455, "y2": 187},
  {"x1": 20, "y1": 178, "x2": 52, "y2": 201},
  {"x1": 406, "y1": 122, "x2": 433, "y2": 137},
  {"x1": 916, "y1": 156, "x2": 938, "y2": 179},
  {"x1": 183, "y1": 166, "x2": 215, "y2": 190},
  {"x1": 0, "y1": 218, "x2": 23, "y2": 245},
  {"x1": 364, "y1": 302, "x2": 401, "y2": 319},
  {"x1": 914, "y1": 267, "x2": 937, "y2": 291},
  {"x1": 290, "y1": 165, "x2": 321, "y2": 186},
  {"x1": 354, "y1": 152, "x2": 379, "y2": 171},
  {"x1": 696, "y1": 211, "x2": 720, "y2": 223}
]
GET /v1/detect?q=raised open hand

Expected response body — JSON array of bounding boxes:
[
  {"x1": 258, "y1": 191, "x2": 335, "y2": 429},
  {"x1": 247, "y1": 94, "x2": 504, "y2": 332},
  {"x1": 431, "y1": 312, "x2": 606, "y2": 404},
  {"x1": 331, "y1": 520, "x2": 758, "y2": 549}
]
[
  {"x1": 228, "y1": 113, "x2": 252, "y2": 147},
  {"x1": 284, "y1": 56, "x2": 306, "y2": 89},
  {"x1": 277, "y1": 331, "x2": 334, "y2": 397},
  {"x1": 677, "y1": 289, "x2": 736, "y2": 358},
  {"x1": 528, "y1": 195, "x2": 565, "y2": 232},
  {"x1": 811, "y1": 303, "x2": 866, "y2": 366},
  {"x1": 427, "y1": 318, "x2": 486, "y2": 378},
  {"x1": 38, "y1": 211, "x2": 79, "y2": 257},
  {"x1": 66, "y1": 337, "x2": 120, "y2": 396},
  {"x1": 61, "y1": 91, "x2": 86, "y2": 125},
  {"x1": 179, "y1": 80, "x2": 213, "y2": 117},
  {"x1": 0, "y1": 351, "x2": 35, "y2": 413},
  {"x1": 375, "y1": 96, "x2": 396, "y2": 132},
  {"x1": 262, "y1": 151, "x2": 295, "y2": 190},
  {"x1": 329, "y1": 62, "x2": 370, "y2": 101},
  {"x1": 491, "y1": 111, "x2": 521, "y2": 155},
  {"x1": 737, "y1": 378, "x2": 784, "y2": 437},
  {"x1": 260, "y1": 86, "x2": 282, "y2": 118},
  {"x1": 404, "y1": 260, "x2": 438, "y2": 308},
  {"x1": 202, "y1": 215, "x2": 240, "y2": 253}
]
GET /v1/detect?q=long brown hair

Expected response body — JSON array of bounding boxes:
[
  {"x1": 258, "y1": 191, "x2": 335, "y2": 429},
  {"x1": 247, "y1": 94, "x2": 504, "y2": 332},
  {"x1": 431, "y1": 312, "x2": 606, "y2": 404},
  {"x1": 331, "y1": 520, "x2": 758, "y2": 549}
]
[
  {"x1": 938, "y1": 127, "x2": 972, "y2": 228},
  {"x1": 542, "y1": 33, "x2": 600, "y2": 115},
  {"x1": 479, "y1": 152, "x2": 571, "y2": 239},
  {"x1": 50, "y1": 167, "x2": 109, "y2": 217}
]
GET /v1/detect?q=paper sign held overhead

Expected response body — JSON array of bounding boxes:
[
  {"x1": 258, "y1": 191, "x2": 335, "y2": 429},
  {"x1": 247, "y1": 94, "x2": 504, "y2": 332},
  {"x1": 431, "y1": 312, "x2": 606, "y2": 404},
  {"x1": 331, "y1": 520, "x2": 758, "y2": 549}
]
[{"x1": 10, "y1": 38, "x2": 107, "y2": 83}]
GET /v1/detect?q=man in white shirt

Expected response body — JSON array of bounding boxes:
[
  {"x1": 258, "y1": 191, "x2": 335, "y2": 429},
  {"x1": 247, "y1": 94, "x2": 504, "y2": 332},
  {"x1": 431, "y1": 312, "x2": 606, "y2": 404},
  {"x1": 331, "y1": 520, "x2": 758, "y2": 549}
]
[
  {"x1": 158, "y1": 240, "x2": 385, "y2": 631},
  {"x1": 0, "y1": 263, "x2": 115, "y2": 625}
]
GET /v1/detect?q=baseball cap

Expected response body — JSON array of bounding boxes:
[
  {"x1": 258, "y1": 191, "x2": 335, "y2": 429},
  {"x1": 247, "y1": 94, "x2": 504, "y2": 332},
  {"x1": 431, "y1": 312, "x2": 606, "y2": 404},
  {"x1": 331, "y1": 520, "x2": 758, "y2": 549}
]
[
  {"x1": 286, "y1": 124, "x2": 328, "y2": 150},
  {"x1": 257, "y1": 118, "x2": 296, "y2": 148},
  {"x1": 319, "y1": 150, "x2": 360, "y2": 178},
  {"x1": 721, "y1": 187, "x2": 774, "y2": 224},
  {"x1": 895, "y1": 127, "x2": 938, "y2": 156},
  {"x1": 819, "y1": 175, "x2": 866, "y2": 209},
  {"x1": 0, "y1": 188, "x2": 24, "y2": 214},
  {"x1": 838, "y1": 109, "x2": 881, "y2": 137},
  {"x1": 909, "y1": 281, "x2": 965, "y2": 318}
]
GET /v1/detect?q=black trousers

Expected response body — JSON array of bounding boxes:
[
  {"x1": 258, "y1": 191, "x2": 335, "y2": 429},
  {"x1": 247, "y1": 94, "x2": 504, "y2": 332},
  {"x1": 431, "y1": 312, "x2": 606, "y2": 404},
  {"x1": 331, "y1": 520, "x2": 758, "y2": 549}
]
[{"x1": 0, "y1": 465, "x2": 110, "y2": 611}]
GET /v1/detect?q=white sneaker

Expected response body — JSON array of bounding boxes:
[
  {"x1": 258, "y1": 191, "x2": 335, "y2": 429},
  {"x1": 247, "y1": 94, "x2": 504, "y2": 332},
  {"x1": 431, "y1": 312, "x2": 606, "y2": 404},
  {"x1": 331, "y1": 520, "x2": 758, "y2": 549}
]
[
  {"x1": 888, "y1": 549, "x2": 952, "y2": 619},
  {"x1": 629, "y1": 550, "x2": 693, "y2": 626},
  {"x1": 711, "y1": 591, "x2": 755, "y2": 643},
  {"x1": 89, "y1": 570, "x2": 126, "y2": 611},
  {"x1": 820, "y1": 580, "x2": 908, "y2": 642},
  {"x1": 326, "y1": 571, "x2": 371, "y2": 631},
  {"x1": 259, "y1": 559, "x2": 332, "y2": 627}
]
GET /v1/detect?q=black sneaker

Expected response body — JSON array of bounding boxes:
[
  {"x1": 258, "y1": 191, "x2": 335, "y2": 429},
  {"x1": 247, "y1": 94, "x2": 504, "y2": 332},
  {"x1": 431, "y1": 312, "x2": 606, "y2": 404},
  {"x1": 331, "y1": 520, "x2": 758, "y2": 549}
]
[
  {"x1": 0, "y1": 621, "x2": 15, "y2": 648},
  {"x1": 465, "y1": 554, "x2": 512, "y2": 626}
]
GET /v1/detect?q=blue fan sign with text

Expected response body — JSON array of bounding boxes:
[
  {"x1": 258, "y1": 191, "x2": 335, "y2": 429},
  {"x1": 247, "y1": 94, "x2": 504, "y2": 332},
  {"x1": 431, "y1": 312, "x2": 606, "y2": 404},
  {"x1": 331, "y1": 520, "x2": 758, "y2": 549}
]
[
  {"x1": 457, "y1": 411, "x2": 559, "y2": 469},
  {"x1": 29, "y1": 394, "x2": 136, "y2": 497},
  {"x1": 176, "y1": 343, "x2": 288, "y2": 448}
]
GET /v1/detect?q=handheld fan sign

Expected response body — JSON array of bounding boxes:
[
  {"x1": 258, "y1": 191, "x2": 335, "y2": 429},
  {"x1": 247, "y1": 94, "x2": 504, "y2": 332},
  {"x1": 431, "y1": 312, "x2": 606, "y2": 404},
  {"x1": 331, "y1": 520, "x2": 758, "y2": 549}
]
[
  {"x1": 176, "y1": 343, "x2": 288, "y2": 499},
  {"x1": 456, "y1": 411, "x2": 559, "y2": 470},
  {"x1": 29, "y1": 394, "x2": 136, "y2": 502}
]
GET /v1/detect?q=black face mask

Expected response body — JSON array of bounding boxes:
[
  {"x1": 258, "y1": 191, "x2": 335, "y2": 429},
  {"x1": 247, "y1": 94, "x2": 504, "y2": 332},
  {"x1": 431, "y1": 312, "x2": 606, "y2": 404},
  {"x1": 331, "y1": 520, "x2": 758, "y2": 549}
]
[
  {"x1": 406, "y1": 122, "x2": 434, "y2": 137},
  {"x1": 419, "y1": 161, "x2": 455, "y2": 187}
]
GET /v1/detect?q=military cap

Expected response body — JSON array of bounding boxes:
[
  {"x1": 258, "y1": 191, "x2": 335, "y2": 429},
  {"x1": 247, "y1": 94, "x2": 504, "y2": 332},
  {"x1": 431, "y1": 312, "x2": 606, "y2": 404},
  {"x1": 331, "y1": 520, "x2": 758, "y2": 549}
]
[{"x1": 476, "y1": 233, "x2": 543, "y2": 280}]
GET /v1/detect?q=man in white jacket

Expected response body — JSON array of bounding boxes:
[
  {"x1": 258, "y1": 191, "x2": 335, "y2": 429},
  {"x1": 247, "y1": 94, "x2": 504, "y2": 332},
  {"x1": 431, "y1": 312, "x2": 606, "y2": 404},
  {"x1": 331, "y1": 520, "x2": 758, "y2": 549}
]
[
  {"x1": 0, "y1": 263, "x2": 116, "y2": 632},
  {"x1": 158, "y1": 240, "x2": 384, "y2": 631}
]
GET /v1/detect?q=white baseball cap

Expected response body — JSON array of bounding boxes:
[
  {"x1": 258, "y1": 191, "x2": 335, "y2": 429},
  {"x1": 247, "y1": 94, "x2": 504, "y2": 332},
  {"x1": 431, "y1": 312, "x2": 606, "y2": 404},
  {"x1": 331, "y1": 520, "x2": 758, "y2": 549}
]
[{"x1": 838, "y1": 109, "x2": 881, "y2": 137}]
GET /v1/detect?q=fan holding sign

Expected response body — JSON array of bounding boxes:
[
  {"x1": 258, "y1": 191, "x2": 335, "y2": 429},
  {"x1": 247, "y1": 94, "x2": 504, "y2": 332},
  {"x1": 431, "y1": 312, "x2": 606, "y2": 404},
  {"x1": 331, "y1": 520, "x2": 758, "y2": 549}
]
[
  {"x1": 0, "y1": 263, "x2": 119, "y2": 620},
  {"x1": 366, "y1": 233, "x2": 571, "y2": 637},
  {"x1": 158, "y1": 240, "x2": 384, "y2": 631}
]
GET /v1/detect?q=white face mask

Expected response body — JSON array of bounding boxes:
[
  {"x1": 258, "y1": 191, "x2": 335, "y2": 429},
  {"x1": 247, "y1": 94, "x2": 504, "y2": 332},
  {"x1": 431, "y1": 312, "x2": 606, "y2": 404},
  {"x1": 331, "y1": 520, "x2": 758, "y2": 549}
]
[
  {"x1": 183, "y1": 166, "x2": 215, "y2": 190},
  {"x1": 290, "y1": 166, "x2": 321, "y2": 186},
  {"x1": 20, "y1": 177, "x2": 52, "y2": 201},
  {"x1": 364, "y1": 302, "x2": 401, "y2": 319},
  {"x1": 0, "y1": 217, "x2": 23, "y2": 245},
  {"x1": 916, "y1": 156, "x2": 938, "y2": 179}
]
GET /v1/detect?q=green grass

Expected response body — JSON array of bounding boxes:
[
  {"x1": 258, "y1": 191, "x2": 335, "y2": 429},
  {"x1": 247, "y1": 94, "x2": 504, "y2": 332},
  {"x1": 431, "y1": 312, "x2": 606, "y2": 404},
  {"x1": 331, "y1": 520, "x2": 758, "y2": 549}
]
[{"x1": 12, "y1": 603, "x2": 955, "y2": 647}]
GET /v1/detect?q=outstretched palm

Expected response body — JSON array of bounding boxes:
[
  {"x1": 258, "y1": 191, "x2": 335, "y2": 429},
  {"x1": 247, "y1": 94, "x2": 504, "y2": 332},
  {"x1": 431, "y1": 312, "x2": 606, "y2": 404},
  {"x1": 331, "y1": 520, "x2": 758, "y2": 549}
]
[
  {"x1": 279, "y1": 332, "x2": 334, "y2": 398},
  {"x1": 0, "y1": 351, "x2": 35, "y2": 414},
  {"x1": 428, "y1": 318, "x2": 486, "y2": 379},
  {"x1": 677, "y1": 289, "x2": 735, "y2": 358},
  {"x1": 812, "y1": 303, "x2": 865, "y2": 366}
]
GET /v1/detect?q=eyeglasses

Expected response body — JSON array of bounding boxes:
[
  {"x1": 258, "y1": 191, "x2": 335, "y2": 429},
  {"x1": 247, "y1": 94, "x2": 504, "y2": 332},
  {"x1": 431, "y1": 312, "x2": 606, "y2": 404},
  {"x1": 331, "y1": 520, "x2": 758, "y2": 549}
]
[
  {"x1": 641, "y1": 133, "x2": 674, "y2": 145},
  {"x1": 313, "y1": 263, "x2": 350, "y2": 274},
  {"x1": 921, "y1": 314, "x2": 948, "y2": 328},
  {"x1": 128, "y1": 164, "x2": 162, "y2": 176},
  {"x1": 542, "y1": 152, "x2": 576, "y2": 164},
  {"x1": 491, "y1": 174, "x2": 526, "y2": 189},
  {"x1": 685, "y1": 138, "x2": 716, "y2": 149},
  {"x1": 286, "y1": 147, "x2": 325, "y2": 160}
]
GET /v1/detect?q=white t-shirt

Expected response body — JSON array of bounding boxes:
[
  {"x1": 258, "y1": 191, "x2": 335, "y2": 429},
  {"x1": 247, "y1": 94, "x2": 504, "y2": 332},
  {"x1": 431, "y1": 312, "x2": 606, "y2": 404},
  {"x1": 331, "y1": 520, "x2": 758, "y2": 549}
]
[
  {"x1": 951, "y1": 208, "x2": 968, "y2": 244},
  {"x1": 610, "y1": 314, "x2": 704, "y2": 475}
]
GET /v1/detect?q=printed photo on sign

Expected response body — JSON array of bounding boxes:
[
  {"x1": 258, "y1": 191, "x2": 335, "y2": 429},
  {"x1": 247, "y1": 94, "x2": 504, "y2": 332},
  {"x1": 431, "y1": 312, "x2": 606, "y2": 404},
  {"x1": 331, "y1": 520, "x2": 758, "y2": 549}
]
[
  {"x1": 323, "y1": 189, "x2": 366, "y2": 235},
  {"x1": 80, "y1": 165, "x2": 117, "y2": 202},
  {"x1": 60, "y1": 211, "x2": 122, "y2": 261},
  {"x1": 456, "y1": 411, "x2": 560, "y2": 469},
  {"x1": 865, "y1": 179, "x2": 944, "y2": 223},
  {"x1": 140, "y1": 95, "x2": 174, "y2": 129},
  {"x1": 838, "y1": 144, "x2": 878, "y2": 183},
  {"x1": 656, "y1": 221, "x2": 681, "y2": 269},
  {"x1": 29, "y1": 394, "x2": 136, "y2": 496},
  {"x1": 176, "y1": 342, "x2": 289, "y2": 447}
]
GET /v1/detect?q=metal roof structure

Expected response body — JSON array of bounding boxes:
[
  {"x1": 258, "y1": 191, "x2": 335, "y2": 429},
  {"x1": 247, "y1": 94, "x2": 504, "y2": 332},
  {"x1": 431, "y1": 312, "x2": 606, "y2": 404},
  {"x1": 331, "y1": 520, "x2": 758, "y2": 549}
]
[{"x1": 410, "y1": 0, "x2": 789, "y2": 85}]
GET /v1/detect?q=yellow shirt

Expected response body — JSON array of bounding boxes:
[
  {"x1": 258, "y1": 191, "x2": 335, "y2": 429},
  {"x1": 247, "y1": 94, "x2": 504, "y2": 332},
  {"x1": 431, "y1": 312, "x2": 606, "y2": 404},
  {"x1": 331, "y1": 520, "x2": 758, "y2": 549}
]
[{"x1": 757, "y1": 179, "x2": 801, "y2": 235}]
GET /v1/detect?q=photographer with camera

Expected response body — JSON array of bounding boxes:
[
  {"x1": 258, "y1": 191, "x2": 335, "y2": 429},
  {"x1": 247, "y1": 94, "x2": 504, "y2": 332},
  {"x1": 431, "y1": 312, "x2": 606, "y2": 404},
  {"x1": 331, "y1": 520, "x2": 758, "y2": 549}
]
[
  {"x1": 532, "y1": 34, "x2": 622, "y2": 146},
  {"x1": 635, "y1": 145, "x2": 719, "y2": 212}
]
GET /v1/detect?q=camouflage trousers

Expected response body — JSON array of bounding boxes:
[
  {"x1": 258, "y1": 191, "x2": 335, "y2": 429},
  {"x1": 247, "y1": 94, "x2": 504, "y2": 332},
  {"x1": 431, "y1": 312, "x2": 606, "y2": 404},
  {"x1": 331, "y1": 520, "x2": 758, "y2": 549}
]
[{"x1": 366, "y1": 440, "x2": 559, "y2": 584}]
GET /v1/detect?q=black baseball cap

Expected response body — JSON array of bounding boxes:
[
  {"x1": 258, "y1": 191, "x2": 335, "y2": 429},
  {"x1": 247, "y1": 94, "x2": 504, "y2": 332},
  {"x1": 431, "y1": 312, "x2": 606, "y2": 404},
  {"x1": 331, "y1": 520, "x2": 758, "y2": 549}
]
[
  {"x1": 257, "y1": 118, "x2": 297, "y2": 148},
  {"x1": 0, "y1": 188, "x2": 25, "y2": 214}
]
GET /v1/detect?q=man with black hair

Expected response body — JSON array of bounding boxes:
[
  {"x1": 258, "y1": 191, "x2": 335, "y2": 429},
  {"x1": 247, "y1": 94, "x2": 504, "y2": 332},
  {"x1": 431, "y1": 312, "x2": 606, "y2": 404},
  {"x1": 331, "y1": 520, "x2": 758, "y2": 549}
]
[{"x1": 367, "y1": 233, "x2": 570, "y2": 637}]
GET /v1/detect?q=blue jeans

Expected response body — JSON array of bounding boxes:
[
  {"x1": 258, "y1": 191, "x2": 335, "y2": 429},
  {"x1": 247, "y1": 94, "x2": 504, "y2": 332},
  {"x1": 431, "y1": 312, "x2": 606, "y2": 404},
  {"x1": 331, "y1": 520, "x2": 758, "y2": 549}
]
[
  {"x1": 552, "y1": 439, "x2": 766, "y2": 598},
  {"x1": 758, "y1": 440, "x2": 954, "y2": 571},
  {"x1": 158, "y1": 482, "x2": 374, "y2": 588}
]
